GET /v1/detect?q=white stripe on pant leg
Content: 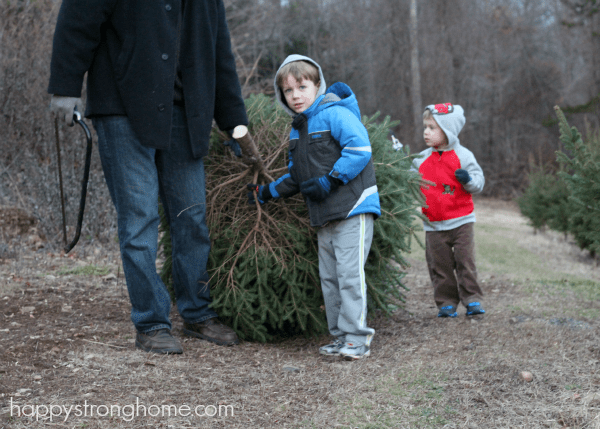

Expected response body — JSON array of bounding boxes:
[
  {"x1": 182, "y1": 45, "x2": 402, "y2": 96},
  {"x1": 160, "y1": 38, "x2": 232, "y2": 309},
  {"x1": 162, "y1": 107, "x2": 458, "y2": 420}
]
[
  {"x1": 359, "y1": 213, "x2": 367, "y2": 329},
  {"x1": 358, "y1": 214, "x2": 373, "y2": 346}
]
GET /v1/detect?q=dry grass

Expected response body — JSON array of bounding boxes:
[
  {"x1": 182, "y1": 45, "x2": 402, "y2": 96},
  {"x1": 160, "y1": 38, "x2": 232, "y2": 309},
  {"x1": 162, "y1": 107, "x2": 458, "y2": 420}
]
[{"x1": 1, "y1": 199, "x2": 600, "y2": 428}]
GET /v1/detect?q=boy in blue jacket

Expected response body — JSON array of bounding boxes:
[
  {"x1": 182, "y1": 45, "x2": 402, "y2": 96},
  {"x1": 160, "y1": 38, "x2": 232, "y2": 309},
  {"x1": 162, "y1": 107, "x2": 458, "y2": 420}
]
[{"x1": 247, "y1": 55, "x2": 380, "y2": 360}]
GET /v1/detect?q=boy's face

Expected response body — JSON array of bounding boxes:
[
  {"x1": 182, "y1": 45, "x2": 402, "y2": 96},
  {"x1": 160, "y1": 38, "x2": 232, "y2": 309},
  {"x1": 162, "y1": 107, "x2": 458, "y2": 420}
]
[
  {"x1": 423, "y1": 117, "x2": 448, "y2": 149},
  {"x1": 281, "y1": 75, "x2": 320, "y2": 114}
]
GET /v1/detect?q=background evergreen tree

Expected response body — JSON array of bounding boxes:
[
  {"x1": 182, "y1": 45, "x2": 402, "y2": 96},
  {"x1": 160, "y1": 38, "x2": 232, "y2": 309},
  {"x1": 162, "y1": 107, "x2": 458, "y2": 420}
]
[
  {"x1": 517, "y1": 166, "x2": 570, "y2": 234},
  {"x1": 554, "y1": 106, "x2": 600, "y2": 256},
  {"x1": 159, "y1": 94, "x2": 425, "y2": 342}
]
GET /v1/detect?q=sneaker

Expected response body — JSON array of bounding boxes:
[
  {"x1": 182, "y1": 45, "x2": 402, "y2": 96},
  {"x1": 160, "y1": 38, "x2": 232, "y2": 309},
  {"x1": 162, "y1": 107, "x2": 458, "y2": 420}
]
[
  {"x1": 319, "y1": 338, "x2": 346, "y2": 356},
  {"x1": 183, "y1": 318, "x2": 239, "y2": 346},
  {"x1": 437, "y1": 305, "x2": 458, "y2": 318},
  {"x1": 339, "y1": 342, "x2": 370, "y2": 361},
  {"x1": 135, "y1": 329, "x2": 183, "y2": 354},
  {"x1": 466, "y1": 302, "x2": 485, "y2": 316}
]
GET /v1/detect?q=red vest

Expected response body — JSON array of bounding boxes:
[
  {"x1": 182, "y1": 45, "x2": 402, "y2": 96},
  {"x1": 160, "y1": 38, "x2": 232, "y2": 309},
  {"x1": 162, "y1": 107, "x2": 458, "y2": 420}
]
[{"x1": 419, "y1": 150, "x2": 474, "y2": 222}]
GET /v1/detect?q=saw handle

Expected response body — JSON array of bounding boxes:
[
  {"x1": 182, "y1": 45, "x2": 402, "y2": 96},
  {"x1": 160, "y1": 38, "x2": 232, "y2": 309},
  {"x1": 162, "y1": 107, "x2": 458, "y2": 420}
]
[{"x1": 64, "y1": 111, "x2": 93, "y2": 253}]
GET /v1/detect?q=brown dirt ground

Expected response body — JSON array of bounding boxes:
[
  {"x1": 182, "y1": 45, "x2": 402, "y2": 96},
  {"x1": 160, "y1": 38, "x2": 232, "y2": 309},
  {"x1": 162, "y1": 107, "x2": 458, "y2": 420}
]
[{"x1": 1, "y1": 198, "x2": 599, "y2": 428}]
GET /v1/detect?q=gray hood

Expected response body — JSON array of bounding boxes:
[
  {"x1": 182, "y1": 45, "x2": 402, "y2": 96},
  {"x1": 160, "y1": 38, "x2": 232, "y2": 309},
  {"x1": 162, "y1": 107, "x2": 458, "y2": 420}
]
[
  {"x1": 425, "y1": 103, "x2": 466, "y2": 148},
  {"x1": 274, "y1": 54, "x2": 326, "y2": 116}
]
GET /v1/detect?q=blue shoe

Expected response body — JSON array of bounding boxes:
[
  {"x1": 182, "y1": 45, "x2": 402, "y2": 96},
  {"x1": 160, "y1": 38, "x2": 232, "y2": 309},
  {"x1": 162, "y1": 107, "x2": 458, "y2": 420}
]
[
  {"x1": 466, "y1": 302, "x2": 485, "y2": 316},
  {"x1": 437, "y1": 305, "x2": 458, "y2": 318}
]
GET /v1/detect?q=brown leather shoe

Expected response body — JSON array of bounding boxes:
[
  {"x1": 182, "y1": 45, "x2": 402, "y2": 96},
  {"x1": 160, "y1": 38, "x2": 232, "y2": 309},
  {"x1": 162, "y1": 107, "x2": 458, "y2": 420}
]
[
  {"x1": 183, "y1": 318, "x2": 239, "y2": 346},
  {"x1": 135, "y1": 329, "x2": 183, "y2": 354}
]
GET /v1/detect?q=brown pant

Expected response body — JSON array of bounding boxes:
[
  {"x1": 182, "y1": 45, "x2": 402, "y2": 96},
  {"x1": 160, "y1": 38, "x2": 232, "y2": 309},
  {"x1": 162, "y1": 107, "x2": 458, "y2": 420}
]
[{"x1": 425, "y1": 222, "x2": 483, "y2": 309}]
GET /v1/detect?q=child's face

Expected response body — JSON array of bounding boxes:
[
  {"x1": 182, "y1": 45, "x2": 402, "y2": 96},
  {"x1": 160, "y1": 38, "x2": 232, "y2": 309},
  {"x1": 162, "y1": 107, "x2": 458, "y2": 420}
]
[
  {"x1": 423, "y1": 118, "x2": 448, "y2": 149},
  {"x1": 281, "y1": 75, "x2": 320, "y2": 114}
]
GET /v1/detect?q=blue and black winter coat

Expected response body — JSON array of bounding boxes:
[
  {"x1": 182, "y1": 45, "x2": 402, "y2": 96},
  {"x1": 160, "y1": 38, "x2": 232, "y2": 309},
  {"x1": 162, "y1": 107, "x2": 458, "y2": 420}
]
[{"x1": 270, "y1": 56, "x2": 380, "y2": 227}]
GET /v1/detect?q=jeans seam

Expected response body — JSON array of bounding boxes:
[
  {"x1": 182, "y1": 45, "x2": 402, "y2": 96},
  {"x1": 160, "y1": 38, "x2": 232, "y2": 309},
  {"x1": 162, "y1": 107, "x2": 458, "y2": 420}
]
[
  {"x1": 186, "y1": 314, "x2": 217, "y2": 325},
  {"x1": 140, "y1": 324, "x2": 171, "y2": 334}
]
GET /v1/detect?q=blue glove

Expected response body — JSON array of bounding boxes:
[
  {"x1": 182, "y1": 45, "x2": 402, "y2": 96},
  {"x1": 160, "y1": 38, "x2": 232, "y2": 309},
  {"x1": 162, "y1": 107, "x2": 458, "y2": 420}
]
[
  {"x1": 455, "y1": 169, "x2": 472, "y2": 185},
  {"x1": 247, "y1": 183, "x2": 272, "y2": 205},
  {"x1": 223, "y1": 138, "x2": 242, "y2": 157},
  {"x1": 300, "y1": 175, "x2": 341, "y2": 202}
]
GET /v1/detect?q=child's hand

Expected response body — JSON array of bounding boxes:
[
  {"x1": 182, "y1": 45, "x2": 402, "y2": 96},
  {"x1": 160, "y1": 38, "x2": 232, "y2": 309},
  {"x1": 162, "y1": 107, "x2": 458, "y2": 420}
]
[
  {"x1": 300, "y1": 175, "x2": 340, "y2": 202},
  {"x1": 455, "y1": 169, "x2": 472, "y2": 185},
  {"x1": 247, "y1": 183, "x2": 272, "y2": 205}
]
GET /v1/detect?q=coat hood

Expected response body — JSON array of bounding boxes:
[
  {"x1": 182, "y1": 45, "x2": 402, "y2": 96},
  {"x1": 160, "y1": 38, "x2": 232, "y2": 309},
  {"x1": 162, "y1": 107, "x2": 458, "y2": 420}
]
[
  {"x1": 274, "y1": 54, "x2": 326, "y2": 116},
  {"x1": 296, "y1": 81, "x2": 362, "y2": 123},
  {"x1": 425, "y1": 103, "x2": 465, "y2": 148}
]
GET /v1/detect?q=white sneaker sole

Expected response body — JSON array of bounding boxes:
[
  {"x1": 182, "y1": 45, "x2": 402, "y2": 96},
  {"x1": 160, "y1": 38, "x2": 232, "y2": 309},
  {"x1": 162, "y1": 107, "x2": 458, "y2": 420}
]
[{"x1": 340, "y1": 349, "x2": 371, "y2": 361}]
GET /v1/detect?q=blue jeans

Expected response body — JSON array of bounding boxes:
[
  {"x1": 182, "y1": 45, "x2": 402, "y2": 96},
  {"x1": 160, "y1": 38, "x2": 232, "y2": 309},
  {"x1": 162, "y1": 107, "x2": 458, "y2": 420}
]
[{"x1": 93, "y1": 106, "x2": 217, "y2": 333}]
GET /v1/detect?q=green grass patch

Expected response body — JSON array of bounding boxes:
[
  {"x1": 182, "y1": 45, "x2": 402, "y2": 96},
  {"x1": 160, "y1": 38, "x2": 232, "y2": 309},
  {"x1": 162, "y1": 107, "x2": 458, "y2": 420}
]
[
  {"x1": 57, "y1": 265, "x2": 110, "y2": 276},
  {"x1": 408, "y1": 220, "x2": 593, "y2": 284},
  {"x1": 333, "y1": 369, "x2": 453, "y2": 428},
  {"x1": 523, "y1": 278, "x2": 600, "y2": 319},
  {"x1": 474, "y1": 224, "x2": 554, "y2": 280},
  {"x1": 524, "y1": 279, "x2": 600, "y2": 300}
]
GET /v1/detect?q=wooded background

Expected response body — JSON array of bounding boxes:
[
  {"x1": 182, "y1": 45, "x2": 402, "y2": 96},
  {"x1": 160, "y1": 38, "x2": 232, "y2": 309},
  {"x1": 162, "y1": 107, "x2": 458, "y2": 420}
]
[{"x1": 0, "y1": 0, "x2": 599, "y2": 246}]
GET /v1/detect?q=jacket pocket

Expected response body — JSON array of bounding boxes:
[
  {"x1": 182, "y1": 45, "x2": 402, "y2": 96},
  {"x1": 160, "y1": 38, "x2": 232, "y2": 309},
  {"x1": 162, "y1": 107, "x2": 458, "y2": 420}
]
[
  {"x1": 308, "y1": 136, "x2": 329, "y2": 145},
  {"x1": 307, "y1": 135, "x2": 340, "y2": 176},
  {"x1": 346, "y1": 174, "x2": 363, "y2": 199}
]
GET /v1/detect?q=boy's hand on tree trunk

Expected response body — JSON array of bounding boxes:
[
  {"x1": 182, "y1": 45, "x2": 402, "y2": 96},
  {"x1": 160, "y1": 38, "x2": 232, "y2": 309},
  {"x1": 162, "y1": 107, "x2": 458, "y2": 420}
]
[{"x1": 247, "y1": 183, "x2": 272, "y2": 205}]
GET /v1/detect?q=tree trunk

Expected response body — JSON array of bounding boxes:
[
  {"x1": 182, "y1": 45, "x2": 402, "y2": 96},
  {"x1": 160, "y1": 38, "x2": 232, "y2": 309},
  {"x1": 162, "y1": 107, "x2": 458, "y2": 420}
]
[
  {"x1": 409, "y1": 0, "x2": 422, "y2": 145},
  {"x1": 592, "y1": 10, "x2": 600, "y2": 96}
]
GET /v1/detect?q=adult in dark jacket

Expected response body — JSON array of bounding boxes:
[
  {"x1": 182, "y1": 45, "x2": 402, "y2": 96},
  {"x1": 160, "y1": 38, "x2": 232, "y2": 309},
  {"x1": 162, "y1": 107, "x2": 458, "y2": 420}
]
[{"x1": 48, "y1": 0, "x2": 248, "y2": 354}]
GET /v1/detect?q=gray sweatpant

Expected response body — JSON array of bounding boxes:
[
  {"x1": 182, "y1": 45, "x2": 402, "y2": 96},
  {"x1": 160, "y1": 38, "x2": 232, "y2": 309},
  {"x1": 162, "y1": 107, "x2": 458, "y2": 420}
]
[{"x1": 317, "y1": 213, "x2": 375, "y2": 346}]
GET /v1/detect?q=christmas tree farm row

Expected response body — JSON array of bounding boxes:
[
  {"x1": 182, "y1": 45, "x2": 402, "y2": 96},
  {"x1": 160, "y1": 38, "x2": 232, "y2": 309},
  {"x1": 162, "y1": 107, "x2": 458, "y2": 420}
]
[{"x1": 518, "y1": 107, "x2": 600, "y2": 256}]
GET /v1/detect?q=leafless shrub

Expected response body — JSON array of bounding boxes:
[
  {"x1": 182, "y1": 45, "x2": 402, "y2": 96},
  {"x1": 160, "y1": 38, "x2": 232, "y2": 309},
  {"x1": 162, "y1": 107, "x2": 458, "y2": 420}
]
[
  {"x1": 0, "y1": 0, "x2": 117, "y2": 249},
  {"x1": 1, "y1": 0, "x2": 598, "y2": 247}
]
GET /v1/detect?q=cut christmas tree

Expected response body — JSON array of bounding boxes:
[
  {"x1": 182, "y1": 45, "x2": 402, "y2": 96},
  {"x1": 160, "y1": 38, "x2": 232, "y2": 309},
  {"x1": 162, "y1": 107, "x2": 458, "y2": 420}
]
[{"x1": 159, "y1": 94, "x2": 425, "y2": 342}]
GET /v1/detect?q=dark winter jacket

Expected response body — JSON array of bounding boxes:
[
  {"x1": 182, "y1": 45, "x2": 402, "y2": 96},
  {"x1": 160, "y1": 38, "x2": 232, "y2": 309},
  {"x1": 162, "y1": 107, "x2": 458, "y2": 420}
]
[
  {"x1": 48, "y1": 0, "x2": 248, "y2": 159},
  {"x1": 270, "y1": 56, "x2": 380, "y2": 227}
]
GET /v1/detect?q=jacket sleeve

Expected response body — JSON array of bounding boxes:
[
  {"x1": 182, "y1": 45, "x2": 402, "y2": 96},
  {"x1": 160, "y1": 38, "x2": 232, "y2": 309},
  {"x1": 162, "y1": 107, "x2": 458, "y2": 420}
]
[
  {"x1": 270, "y1": 150, "x2": 300, "y2": 198},
  {"x1": 410, "y1": 158, "x2": 421, "y2": 175},
  {"x1": 327, "y1": 106, "x2": 372, "y2": 184},
  {"x1": 48, "y1": 0, "x2": 118, "y2": 96},
  {"x1": 410, "y1": 150, "x2": 428, "y2": 176},
  {"x1": 212, "y1": 0, "x2": 248, "y2": 131},
  {"x1": 458, "y1": 148, "x2": 485, "y2": 194}
]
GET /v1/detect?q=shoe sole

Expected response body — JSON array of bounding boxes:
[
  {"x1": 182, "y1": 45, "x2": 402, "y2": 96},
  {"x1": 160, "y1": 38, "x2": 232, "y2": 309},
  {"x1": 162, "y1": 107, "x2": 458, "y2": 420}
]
[
  {"x1": 319, "y1": 350, "x2": 341, "y2": 356},
  {"x1": 135, "y1": 340, "x2": 183, "y2": 354},
  {"x1": 341, "y1": 350, "x2": 371, "y2": 361},
  {"x1": 183, "y1": 328, "x2": 239, "y2": 346}
]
